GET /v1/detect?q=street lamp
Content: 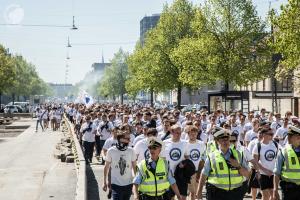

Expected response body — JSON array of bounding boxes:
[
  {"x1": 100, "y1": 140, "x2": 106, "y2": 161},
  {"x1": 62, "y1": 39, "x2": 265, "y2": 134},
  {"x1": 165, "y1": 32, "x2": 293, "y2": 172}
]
[
  {"x1": 71, "y1": 16, "x2": 78, "y2": 30},
  {"x1": 67, "y1": 36, "x2": 72, "y2": 47}
]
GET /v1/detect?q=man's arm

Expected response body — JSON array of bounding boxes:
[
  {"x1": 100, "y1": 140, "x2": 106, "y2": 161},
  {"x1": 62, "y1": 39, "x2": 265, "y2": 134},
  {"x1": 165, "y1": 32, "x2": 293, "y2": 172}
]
[
  {"x1": 196, "y1": 173, "x2": 207, "y2": 199},
  {"x1": 102, "y1": 161, "x2": 111, "y2": 191}
]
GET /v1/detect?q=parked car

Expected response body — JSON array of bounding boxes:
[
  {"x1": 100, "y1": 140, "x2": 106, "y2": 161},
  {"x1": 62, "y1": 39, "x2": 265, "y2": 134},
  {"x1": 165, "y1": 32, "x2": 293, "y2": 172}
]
[
  {"x1": 4, "y1": 105, "x2": 23, "y2": 113},
  {"x1": 7, "y1": 102, "x2": 29, "y2": 112}
]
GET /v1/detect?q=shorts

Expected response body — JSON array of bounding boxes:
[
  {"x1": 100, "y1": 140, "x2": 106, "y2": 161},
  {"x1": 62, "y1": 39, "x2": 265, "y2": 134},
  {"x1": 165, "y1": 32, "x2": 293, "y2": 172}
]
[
  {"x1": 259, "y1": 174, "x2": 274, "y2": 190},
  {"x1": 249, "y1": 169, "x2": 260, "y2": 188},
  {"x1": 188, "y1": 174, "x2": 198, "y2": 194}
]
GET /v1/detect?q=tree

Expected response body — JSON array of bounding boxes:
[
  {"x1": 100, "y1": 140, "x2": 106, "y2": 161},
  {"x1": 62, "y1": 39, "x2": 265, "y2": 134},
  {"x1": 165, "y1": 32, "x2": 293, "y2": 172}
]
[
  {"x1": 98, "y1": 48, "x2": 129, "y2": 104},
  {"x1": 128, "y1": 0, "x2": 197, "y2": 106},
  {"x1": 0, "y1": 45, "x2": 16, "y2": 106},
  {"x1": 173, "y1": 0, "x2": 272, "y2": 90},
  {"x1": 271, "y1": 0, "x2": 300, "y2": 76}
]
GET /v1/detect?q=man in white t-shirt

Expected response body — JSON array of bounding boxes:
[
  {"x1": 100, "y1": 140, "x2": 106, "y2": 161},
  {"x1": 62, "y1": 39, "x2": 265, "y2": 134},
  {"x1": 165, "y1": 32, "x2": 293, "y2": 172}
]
[
  {"x1": 244, "y1": 119, "x2": 260, "y2": 147},
  {"x1": 184, "y1": 125, "x2": 206, "y2": 200},
  {"x1": 271, "y1": 113, "x2": 282, "y2": 134},
  {"x1": 103, "y1": 131, "x2": 136, "y2": 200},
  {"x1": 80, "y1": 115, "x2": 96, "y2": 164},
  {"x1": 97, "y1": 114, "x2": 113, "y2": 164},
  {"x1": 163, "y1": 124, "x2": 187, "y2": 199},
  {"x1": 274, "y1": 117, "x2": 289, "y2": 147},
  {"x1": 134, "y1": 128, "x2": 158, "y2": 164},
  {"x1": 252, "y1": 128, "x2": 278, "y2": 200}
]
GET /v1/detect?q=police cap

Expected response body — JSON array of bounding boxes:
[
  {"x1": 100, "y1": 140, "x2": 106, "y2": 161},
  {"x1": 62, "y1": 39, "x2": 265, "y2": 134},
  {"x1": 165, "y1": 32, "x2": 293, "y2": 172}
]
[{"x1": 288, "y1": 126, "x2": 300, "y2": 136}]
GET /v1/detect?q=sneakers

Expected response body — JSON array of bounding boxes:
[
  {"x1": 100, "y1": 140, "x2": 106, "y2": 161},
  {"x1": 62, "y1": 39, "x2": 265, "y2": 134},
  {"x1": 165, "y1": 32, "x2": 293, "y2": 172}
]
[{"x1": 256, "y1": 192, "x2": 262, "y2": 199}]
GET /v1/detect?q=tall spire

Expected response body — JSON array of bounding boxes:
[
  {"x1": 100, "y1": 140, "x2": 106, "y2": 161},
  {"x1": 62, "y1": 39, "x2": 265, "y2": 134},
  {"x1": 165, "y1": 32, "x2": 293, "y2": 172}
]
[{"x1": 101, "y1": 51, "x2": 104, "y2": 63}]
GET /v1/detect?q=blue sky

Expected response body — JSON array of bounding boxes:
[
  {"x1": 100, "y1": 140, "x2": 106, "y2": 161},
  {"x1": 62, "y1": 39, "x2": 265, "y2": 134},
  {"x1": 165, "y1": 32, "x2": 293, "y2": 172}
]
[{"x1": 0, "y1": 0, "x2": 287, "y2": 84}]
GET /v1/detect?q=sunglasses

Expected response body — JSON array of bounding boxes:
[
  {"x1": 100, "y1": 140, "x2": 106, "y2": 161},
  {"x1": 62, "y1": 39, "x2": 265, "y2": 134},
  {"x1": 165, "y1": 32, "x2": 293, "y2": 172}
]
[
  {"x1": 122, "y1": 137, "x2": 131, "y2": 140},
  {"x1": 230, "y1": 140, "x2": 237, "y2": 143}
]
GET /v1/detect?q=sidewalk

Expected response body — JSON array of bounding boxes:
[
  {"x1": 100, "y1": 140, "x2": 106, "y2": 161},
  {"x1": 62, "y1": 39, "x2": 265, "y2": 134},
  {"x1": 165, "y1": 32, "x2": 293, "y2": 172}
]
[{"x1": 0, "y1": 119, "x2": 77, "y2": 200}]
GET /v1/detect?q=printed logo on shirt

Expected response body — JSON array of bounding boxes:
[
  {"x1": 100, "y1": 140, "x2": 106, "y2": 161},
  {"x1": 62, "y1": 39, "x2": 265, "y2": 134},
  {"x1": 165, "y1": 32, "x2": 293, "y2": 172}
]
[
  {"x1": 264, "y1": 150, "x2": 276, "y2": 161},
  {"x1": 144, "y1": 149, "x2": 150, "y2": 160},
  {"x1": 283, "y1": 132, "x2": 288, "y2": 138},
  {"x1": 232, "y1": 130, "x2": 239, "y2": 135},
  {"x1": 169, "y1": 148, "x2": 182, "y2": 161},
  {"x1": 190, "y1": 149, "x2": 201, "y2": 161},
  {"x1": 276, "y1": 124, "x2": 281, "y2": 130}
]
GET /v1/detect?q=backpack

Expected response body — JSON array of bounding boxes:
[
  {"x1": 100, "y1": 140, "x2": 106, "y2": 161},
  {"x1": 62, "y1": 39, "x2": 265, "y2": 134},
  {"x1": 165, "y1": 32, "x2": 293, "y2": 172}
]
[{"x1": 257, "y1": 140, "x2": 279, "y2": 161}]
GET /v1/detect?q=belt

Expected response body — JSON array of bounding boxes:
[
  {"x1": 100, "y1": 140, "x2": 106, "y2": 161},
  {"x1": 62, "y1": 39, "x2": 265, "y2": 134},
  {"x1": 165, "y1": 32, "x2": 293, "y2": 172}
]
[{"x1": 140, "y1": 194, "x2": 164, "y2": 200}]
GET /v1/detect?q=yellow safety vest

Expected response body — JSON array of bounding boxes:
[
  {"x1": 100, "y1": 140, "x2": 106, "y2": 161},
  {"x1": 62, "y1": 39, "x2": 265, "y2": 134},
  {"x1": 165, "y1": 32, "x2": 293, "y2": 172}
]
[
  {"x1": 208, "y1": 148, "x2": 244, "y2": 190},
  {"x1": 206, "y1": 141, "x2": 217, "y2": 155},
  {"x1": 138, "y1": 158, "x2": 170, "y2": 196},
  {"x1": 281, "y1": 144, "x2": 300, "y2": 185}
]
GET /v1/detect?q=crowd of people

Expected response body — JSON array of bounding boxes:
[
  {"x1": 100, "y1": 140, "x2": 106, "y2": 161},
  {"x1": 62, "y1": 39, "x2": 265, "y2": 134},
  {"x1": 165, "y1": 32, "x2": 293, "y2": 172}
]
[
  {"x1": 61, "y1": 103, "x2": 300, "y2": 200},
  {"x1": 35, "y1": 105, "x2": 64, "y2": 132}
]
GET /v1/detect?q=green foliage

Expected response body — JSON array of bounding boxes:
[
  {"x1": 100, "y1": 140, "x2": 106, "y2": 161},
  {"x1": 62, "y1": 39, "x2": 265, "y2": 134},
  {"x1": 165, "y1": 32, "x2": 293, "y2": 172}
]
[
  {"x1": 174, "y1": 0, "x2": 272, "y2": 88},
  {"x1": 271, "y1": 0, "x2": 300, "y2": 75},
  {"x1": 0, "y1": 44, "x2": 50, "y2": 97},
  {"x1": 0, "y1": 45, "x2": 16, "y2": 94},
  {"x1": 98, "y1": 48, "x2": 129, "y2": 103},
  {"x1": 127, "y1": 0, "x2": 197, "y2": 105}
]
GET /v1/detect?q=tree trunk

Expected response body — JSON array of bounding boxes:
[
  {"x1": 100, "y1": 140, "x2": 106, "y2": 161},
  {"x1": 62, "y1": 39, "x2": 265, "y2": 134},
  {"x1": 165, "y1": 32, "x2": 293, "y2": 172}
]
[
  {"x1": 12, "y1": 93, "x2": 15, "y2": 105},
  {"x1": 121, "y1": 93, "x2": 124, "y2": 105},
  {"x1": 150, "y1": 88, "x2": 154, "y2": 107},
  {"x1": 177, "y1": 83, "x2": 182, "y2": 109},
  {"x1": 224, "y1": 81, "x2": 229, "y2": 91},
  {"x1": 0, "y1": 92, "x2": 2, "y2": 112}
]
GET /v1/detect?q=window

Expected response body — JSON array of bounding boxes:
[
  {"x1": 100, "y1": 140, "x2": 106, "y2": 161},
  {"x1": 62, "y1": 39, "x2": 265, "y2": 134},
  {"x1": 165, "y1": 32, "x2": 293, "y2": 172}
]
[{"x1": 282, "y1": 77, "x2": 293, "y2": 91}]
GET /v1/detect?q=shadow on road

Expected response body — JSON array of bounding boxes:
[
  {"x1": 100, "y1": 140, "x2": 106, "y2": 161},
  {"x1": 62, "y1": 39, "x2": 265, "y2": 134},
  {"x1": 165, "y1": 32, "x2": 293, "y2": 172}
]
[{"x1": 86, "y1": 164, "x2": 100, "y2": 200}]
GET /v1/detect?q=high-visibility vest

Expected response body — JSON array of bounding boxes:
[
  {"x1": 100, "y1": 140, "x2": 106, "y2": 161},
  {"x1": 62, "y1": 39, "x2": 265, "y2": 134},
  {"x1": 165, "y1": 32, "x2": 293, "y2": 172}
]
[
  {"x1": 207, "y1": 148, "x2": 244, "y2": 190},
  {"x1": 138, "y1": 158, "x2": 170, "y2": 196},
  {"x1": 207, "y1": 141, "x2": 217, "y2": 155},
  {"x1": 281, "y1": 144, "x2": 300, "y2": 185}
]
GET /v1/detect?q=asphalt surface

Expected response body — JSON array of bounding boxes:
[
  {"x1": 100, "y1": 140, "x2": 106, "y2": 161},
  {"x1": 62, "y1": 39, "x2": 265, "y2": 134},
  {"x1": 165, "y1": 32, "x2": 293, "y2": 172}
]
[{"x1": 0, "y1": 119, "x2": 77, "y2": 200}]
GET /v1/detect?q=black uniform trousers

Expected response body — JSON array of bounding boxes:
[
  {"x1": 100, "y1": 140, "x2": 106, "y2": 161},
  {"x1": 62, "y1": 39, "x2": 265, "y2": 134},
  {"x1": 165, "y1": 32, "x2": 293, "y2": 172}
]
[
  {"x1": 206, "y1": 183, "x2": 243, "y2": 200},
  {"x1": 281, "y1": 181, "x2": 300, "y2": 200}
]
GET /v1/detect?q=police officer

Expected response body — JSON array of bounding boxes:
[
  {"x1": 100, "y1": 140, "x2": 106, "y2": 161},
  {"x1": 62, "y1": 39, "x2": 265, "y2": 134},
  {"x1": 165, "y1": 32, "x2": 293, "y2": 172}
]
[
  {"x1": 196, "y1": 129, "x2": 250, "y2": 200},
  {"x1": 133, "y1": 137, "x2": 183, "y2": 200},
  {"x1": 273, "y1": 126, "x2": 300, "y2": 200}
]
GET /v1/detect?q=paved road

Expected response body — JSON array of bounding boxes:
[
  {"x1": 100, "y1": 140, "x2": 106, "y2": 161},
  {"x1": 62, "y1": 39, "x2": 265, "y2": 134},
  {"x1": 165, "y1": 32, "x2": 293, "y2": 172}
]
[{"x1": 0, "y1": 119, "x2": 77, "y2": 200}]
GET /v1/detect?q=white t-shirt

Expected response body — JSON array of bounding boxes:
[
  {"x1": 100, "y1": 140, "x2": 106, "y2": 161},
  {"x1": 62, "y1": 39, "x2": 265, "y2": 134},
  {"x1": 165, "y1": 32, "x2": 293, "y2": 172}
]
[
  {"x1": 158, "y1": 131, "x2": 171, "y2": 141},
  {"x1": 105, "y1": 146, "x2": 136, "y2": 186},
  {"x1": 236, "y1": 144, "x2": 253, "y2": 162},
  {"x1": 275, "y1": 127, "x2": 289, "y2": 147},
  {"x1": 184, "y1": 140, "x2": 206, "y2": 171},
  {"x1": 134, "y1": 138, "x2": 150, "y2": 164},
  {"x1": 41, "y1": 110, "x2": 48, "y2": 120},
  {"x1": 252, "y1": 141, "x2": 278, "y2": 175},
  {"x1": 271, "y1": 121, "x2": 283, "y2": 133},
  {"x1": 247, "y1": 138, "x2": 259, "y2": 154},
  {"x1": 97, "y1": 121, "x2": 113, "y2": 140},
  {"x1": 103, "y1": 137, "x2": 118, "y2": 150},
  {"x1": 133, "y1": 134, "x2": 145, "y2": 146},
  {"x1": 163, "y1": 139, "x2": 187, "y2": 174},
  {"x1": 80, "y1": 122, "x2": 96, "y2": 142},
  {"x1": 245, "y1": 130, "x2": 258, "y2": 143},
  {"x1": 231, "y1": 124, "x2": 243, "y2": 142},
  {"x1": 244, "y1": 122, "x2": 253, "y2": 133}
]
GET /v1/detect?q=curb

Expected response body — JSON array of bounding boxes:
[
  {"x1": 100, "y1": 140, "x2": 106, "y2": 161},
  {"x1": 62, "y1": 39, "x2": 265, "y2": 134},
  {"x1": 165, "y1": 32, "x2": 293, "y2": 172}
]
[{"x1": 64, "y1": 116, "x2": 87, "y2": 200}]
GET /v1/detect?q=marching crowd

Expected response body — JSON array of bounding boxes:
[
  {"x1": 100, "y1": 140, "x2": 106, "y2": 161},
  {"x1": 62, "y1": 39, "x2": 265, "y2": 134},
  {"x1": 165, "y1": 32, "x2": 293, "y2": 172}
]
[{"x1": 58, "y1": 103, "x2": 300, "y2": 200}]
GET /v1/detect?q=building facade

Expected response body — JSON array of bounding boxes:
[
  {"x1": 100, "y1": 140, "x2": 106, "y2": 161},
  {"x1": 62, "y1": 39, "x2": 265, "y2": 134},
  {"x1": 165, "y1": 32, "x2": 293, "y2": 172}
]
[{"x1": 140, "y1": 14, "x2": 160, "y2": 45}]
